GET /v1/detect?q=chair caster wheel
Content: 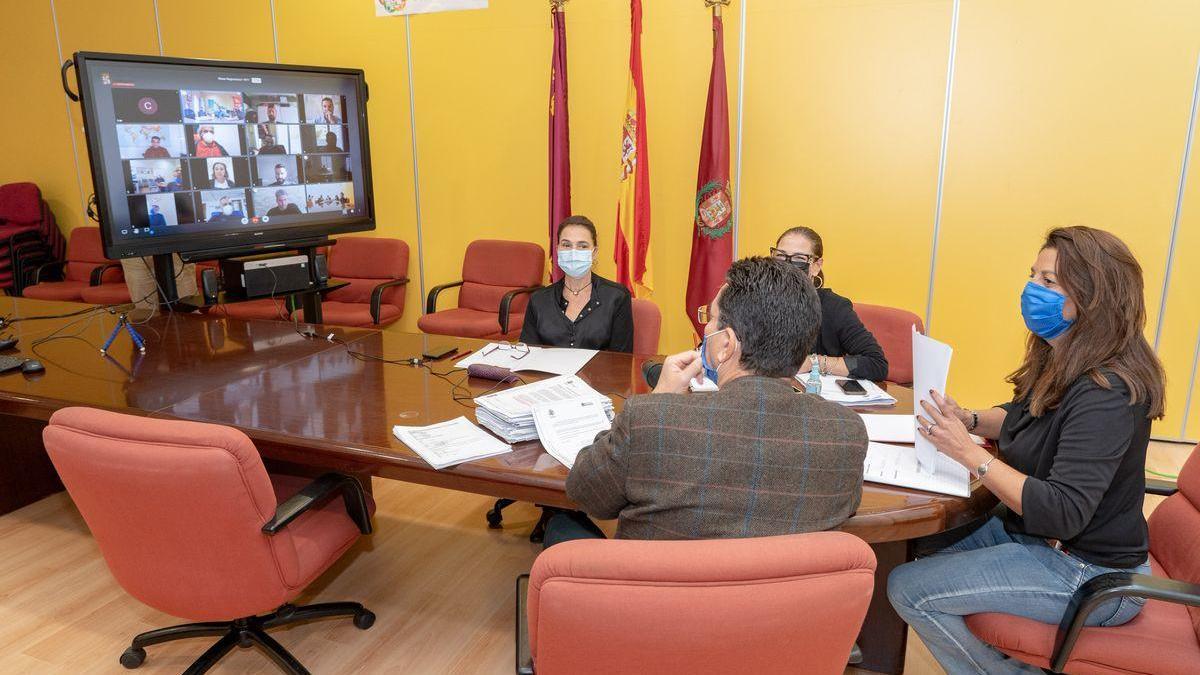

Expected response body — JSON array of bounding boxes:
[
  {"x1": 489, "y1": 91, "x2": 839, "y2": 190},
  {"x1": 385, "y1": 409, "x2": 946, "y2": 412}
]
[
  {"x1": 120, "y1": 647, "x2": 146, "y2": 669},
  {"x1": 354, "y1": 609, "x2": 376, "y2": 630},
  {"x1": 486, "y1": 510, "x2": 503, "y2": 528}
]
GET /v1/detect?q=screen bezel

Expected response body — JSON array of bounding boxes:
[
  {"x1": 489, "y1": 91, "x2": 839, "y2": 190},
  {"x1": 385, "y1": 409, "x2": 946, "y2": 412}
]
[{"x1": 74, "y1": 51, "x2": 376, "y2": 260}]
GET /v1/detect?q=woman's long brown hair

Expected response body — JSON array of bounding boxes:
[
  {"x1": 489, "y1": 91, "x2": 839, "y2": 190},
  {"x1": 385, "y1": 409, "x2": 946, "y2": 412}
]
[{"x1": 1007, "y1": 226, "x2": 1165, "y2": 418}]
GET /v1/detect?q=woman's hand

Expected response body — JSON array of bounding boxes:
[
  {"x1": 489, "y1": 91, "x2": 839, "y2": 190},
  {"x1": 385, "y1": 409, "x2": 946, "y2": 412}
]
[
  {"x1": 917, "y1": 390, "x2": 990, "y2": 471},
  {"x1": 935, "y1": 391, "x2": 973, "y2": 428}
]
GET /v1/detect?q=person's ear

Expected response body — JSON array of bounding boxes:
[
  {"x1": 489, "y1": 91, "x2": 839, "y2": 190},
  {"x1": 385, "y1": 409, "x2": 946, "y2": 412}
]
[
  {"x1": 809, "y1": 257, "x2": 824, "y2": 281},
  {"x1": 716, "y1": 327, "x2": 738, "y2": 366}
]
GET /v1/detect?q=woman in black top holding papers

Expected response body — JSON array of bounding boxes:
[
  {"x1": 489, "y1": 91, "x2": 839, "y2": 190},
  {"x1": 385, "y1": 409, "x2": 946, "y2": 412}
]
[
  {"x1": 887, "y1": 227, "x2": 1165, "y2": 674},
  {"x1": 521, "y1": 216, "x2": 634, "y2": 353}
]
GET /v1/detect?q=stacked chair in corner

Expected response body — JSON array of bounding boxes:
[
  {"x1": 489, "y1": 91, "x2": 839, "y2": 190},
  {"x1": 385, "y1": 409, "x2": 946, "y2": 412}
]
[{"x1": 0, "y1": 182, "x2": 65, "y2": 296}]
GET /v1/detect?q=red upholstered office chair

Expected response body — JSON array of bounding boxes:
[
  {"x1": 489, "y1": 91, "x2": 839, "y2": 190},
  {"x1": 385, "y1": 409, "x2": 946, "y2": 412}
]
[
  {"x1": 0, "y1": 182, "x2": 65, "y2": 295},
  {"x1": 42, "y1": 407, "x2": 376, "y2": 674},
  {"x1": 965, "y1": 444, "x2": 1200, "y2": 674},
  {"x1": 517, "y1": 532, "x2": 876, "y2": 675},
  {"x1": 417, "y1": 239, "x2": 544, "y2": 340},
  {"x1": 631, "y1": 298, "x2": 661, "y2": 354},
  {"x1": 22, "y1": 227, "x2": 126, "y2": 303},
  {"x1": 296, "y1": 236, "x2": 409, "y2": 327},
  {"x1": 854, "y1": 303, "x2": 924, "y2": 385}
]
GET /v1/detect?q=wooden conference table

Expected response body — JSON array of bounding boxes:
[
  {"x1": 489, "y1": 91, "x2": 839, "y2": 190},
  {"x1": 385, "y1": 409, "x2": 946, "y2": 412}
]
[{"x1": 0, "y1": 296, "x2": 995, "y2": 674}]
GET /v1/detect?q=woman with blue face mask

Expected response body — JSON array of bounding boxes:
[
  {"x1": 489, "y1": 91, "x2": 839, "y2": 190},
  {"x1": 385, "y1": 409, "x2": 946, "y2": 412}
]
[
  {"x1": 886, "y1": 226, "x2": 1166, "y2": 674},
  {"x1": 520, "y1": 215, "x2": 634, "y2": 352}
]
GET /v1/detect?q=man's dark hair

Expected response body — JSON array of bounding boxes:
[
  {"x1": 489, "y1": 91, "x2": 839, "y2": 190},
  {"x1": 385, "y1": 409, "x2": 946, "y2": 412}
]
[
  {"x1": 557, "y1": 215, "x2": 598, "y2": 247},
  {"x1": 716, "y1": 256, "x2": 820, "y2": 377},
  {"x1": 150, "y1": 136, "x2": 161, "y2": 141}
]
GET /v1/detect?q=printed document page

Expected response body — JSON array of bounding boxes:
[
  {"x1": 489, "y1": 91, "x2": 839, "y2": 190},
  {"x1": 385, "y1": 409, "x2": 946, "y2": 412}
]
[
  {"x1": 392, "y1": 416, "x2": 512, "y2": 470},
  {"x1": 863, "y1": 441, "x2": 971, "y2": 497},
  {"x1": 531, "y1": 398, "x2": 614, "y2": 469},
  {"x1": 455, "y1": 344, "x2": 597, "y2": 376}
]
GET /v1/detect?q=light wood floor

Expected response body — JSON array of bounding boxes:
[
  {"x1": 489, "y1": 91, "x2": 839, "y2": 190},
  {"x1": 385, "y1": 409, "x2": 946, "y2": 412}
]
[{"x1": 0, "y1": 441, "x2": 1191, "y2": 674}]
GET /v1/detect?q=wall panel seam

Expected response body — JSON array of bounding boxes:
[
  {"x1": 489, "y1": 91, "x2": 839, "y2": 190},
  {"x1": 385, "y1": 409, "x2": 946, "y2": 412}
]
[
  {"x1": 48, "y1": 0, "x2": 88, "y2": 226},
  {"x1": 405, "y1": 15, "x2": 427, "y2": 304},
  {"x1": 924, "y1": 0, "x2": 960, "y2": 333}
]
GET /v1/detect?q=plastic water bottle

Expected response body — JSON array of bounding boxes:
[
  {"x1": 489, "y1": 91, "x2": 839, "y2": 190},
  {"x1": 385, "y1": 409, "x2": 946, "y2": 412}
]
[{"x1": 804, "y1": 355, "x2": 822, "y2": 395}]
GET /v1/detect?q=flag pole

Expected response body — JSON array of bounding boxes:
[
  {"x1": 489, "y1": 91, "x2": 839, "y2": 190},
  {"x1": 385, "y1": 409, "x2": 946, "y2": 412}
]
[{"x1": 705, "y1": 0, "x2": 730, "y2": 18}]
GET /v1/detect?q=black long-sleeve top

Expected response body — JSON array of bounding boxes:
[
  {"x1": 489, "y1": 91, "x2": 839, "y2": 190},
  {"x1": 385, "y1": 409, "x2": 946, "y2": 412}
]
[
  {"x1": 812, "y1": 288, "x2": 889, "y2": 381},
  {"x1": 519, "y1": 274, "x2": 633, "y2": 353},
  {"x1": 998, "y1": 371, "x2": 1150, "y2": 568}
]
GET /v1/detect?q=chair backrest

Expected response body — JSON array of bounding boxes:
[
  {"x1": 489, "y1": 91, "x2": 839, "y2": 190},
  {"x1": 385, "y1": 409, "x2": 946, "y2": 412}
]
[
  {"x1": 0, "y1": 182, "x2": 42, "y2": 224},
  {"x1": 631, "y1": 298, "x2": 661, "y2": 354},
  {"x1": 42, "y1": 407, "x2": 302, "y2": 621},
  {"x1": 65, "y1": 227, "x2": 122, "y2": 284},
  {"x1": 327, "y1": 236, "x2": 410, "y2": 309},
  {"x1": 1148, "y1": 444, "x2": 1200, "y2": 639},
  {"x1": 854, "y1": 303, "x2": 924, "y2": 385},
  {"x1": 527, "y1": 531, "x2": 876, "y2": 675},
  {"x1": 457, "y1": 239, "x2": 544, "y2": 314}
]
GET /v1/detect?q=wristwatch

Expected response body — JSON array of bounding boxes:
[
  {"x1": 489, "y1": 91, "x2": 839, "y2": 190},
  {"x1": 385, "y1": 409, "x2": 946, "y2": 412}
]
[{"x1": 976, "y1": 454, "x2": 997, "y2": 478}]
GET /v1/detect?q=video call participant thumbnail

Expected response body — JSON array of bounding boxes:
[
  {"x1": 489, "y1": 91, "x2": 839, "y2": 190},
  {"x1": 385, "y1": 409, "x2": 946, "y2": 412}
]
[
  {"x1": 198, "y1": 190, "x2": 249, "y2": 225},
  {"x1": 117, "y1": 124, "x2": 187, "y2": 160},
  {"x1": 125, "y1": 158, "x2": 184, "y2": 195},
  {"x1": 304, "y1": 181, "x2": 354, "y2": 213},
  {"x1": 113, "y1": 88, "x2": 184, "y2": 124},
  {"x1": 126, "y1": 192, "x2": 196, "y2": 230},
  {"x1": 187, "y1": 124, "x2": 244, "y2": 158},
  {"x1": 248, "y1": 95, "x2": 301, "y2": 124},
  {"x1": 302, "y1": 125, "x2": 346, "y2": 154},
  {"x1": 180, "y1": 90, "x2": 245, "y2": 123},
  {"x1": 303, "y1": 154, "x2": 351, "y2": 183},
  {"x1": 188, "y1": 157, "x2": 251, "y2": 189},
  {"x1": 267, "y1": 189, "x2": 303, "y2": 217},
  {"x1": 252, "y1": 185, "x2": 306, "y2": 218},
  {"x1": 254, "y1": 155, "x2": 299, "y2": 186},
  {"x1": 306, "y1": 95, "x2": 343, "y2": 124}
]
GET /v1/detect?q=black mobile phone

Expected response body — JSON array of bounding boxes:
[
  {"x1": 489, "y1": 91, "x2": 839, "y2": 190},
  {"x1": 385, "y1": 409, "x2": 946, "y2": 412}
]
[
  {"x1": 421, "y1": 344, "x2": 458, "y2": 361},
  {"x1": 836, "y1": 378, "x2": 867, "y2": 396}
]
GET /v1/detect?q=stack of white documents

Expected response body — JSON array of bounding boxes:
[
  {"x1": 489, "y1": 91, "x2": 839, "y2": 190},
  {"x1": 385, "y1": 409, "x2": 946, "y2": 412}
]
[
  {"x1": 474, "y1": 375, "x2": 613, "y2": 443},
  {"x1": 863, "y1": 441, "x2": 971, "y2": 497},
  {"x1": 792, "y1": 374, "x2": 898, "y2": 407},
  {"x1": 392, "y1": 416, "x2": 513, "y2": 470},
  {"x1": 455, "y1": 344, "x2": 598, "y2": 376}
]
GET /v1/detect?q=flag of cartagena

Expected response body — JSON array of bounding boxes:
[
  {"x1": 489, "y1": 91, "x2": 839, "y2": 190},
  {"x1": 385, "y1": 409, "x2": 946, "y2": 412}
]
[
  {"x1": 548, "y1": 1, "x2": 571, "y2": 282},
  {"x1": 685, "y1": 9, "x2": 734, "y2": 337},
  {"x1": 613, "y1": 0, "x2": 652, "y2": 298}
]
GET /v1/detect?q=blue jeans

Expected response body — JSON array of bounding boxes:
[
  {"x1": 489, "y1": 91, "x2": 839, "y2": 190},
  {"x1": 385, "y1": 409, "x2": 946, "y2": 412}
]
[{"x1": 887, "y1": 516, "x2": 1149, "y2": 674}]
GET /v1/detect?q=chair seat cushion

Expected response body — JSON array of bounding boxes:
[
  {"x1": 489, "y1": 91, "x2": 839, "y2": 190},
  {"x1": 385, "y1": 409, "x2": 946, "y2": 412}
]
[
  {"x1": 80, "y1": 283, "x2": 132, "y2": 305},
  {"x1": 22, "y1": 280, "x2": 88, "y2": 302},
  {"x1": 299, "y1": 301, "x2": 402, "y2": 328},
  {"x1": 965, "y1": 554, "x2": 1200, "y2": 674},
  {"x1": 417, "y1": 307, "x2": 523, "y2": 340},
  {"x1": 214, "y1": 298, "x2": 291, "y2": 322},
  {"x1": 267, "y1": 473, "x2": 376, "y2": 590}
]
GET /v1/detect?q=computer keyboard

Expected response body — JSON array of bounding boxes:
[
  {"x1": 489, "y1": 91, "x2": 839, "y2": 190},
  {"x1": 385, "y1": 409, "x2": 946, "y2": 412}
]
[{"x1": 0, "y1": 355, "x2": 26, "y2": 373}]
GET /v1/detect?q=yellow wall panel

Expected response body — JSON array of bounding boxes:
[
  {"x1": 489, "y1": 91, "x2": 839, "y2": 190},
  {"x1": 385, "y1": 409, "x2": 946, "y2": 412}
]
[
  {"x1": 739, "y1": 0, "x2": 951, "y2": 317},
  {"x1": 1188, "y1": 350, "x2": 1200, "y2": 442},
  {"x1": 276, "y1": 0, "x2": 421, "y2": 332},
  {"x1": 0, "y1": 1, "x2": 86, "y2": 233},
  {"x1": 1157, "y1": 110, "x2": 1200, "y2": 439},
  {"x1": 157, "y1": 0, "x2": 275, "y2": 62},
  {"x1": 931, "y1": 0, "x2": 1200, "y2": 407},
  {"x1": 54, "y1": 0, "x2": 160, "y2": 232}
]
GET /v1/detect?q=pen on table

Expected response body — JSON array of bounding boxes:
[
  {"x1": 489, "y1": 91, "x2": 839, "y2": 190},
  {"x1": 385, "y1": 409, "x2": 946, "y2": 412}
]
[{"x1": 446, "y1": 348, "x2": 471, "y2": 361}]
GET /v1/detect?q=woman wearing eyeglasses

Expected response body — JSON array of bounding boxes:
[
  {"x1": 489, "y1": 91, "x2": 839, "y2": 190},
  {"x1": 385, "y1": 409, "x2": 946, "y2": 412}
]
[
  {"x1": 520, "y1": 216, "x2": 634, "y2": 353},
  {"x1": 771, "y1": 227, "x2": 888, "y2": 381}
]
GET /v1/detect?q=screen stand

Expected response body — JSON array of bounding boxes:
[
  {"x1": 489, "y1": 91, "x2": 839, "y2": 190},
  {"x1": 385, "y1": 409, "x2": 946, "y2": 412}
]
[
  {"x1": 152, "y1": 253, "x2": 179, "y2": 309},
  {"x1": 297, "y1": 246, "x2": 324, "y2": 324}
]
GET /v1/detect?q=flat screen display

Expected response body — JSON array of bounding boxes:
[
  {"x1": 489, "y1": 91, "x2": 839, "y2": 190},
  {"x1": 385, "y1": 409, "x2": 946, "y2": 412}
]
[{"x1": 74, "y1": 52, "x2": 374, "y2": 259}]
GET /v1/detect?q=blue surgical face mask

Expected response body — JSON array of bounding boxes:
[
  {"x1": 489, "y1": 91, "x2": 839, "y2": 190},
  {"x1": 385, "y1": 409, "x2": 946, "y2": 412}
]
[
  {"x1": 1021, "y1": 281, "x2": 1074, "y2": 340},
  {"x1": 557, "y1": 248, "x2": 593, "y2": 278},
  {"x1": 699, "y1": 328, "x2": 725, "y2": 384}
]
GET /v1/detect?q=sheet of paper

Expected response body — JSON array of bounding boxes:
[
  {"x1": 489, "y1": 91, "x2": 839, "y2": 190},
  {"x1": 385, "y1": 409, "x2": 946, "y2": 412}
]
[
  {"x1": 794, "y1": 374, "x2": 898, "y2": 406},
  {"x1": 454, "y1": 344, "x2": 597, "y2": 376},
  {"x1": 859, "y1": 413, "x2": 985, "y2": 445},
  {"x1": 474, "y1": 375, "x2": 607, "y2": 419},
  {"x1": 863, "y1": 441, "x2": 971, "y2": 497},
  {"x1": 531, "y1": 398, "x2": 614, "y2": 469},
  {"x1": 392, "y1": 416, "x2": 512, "y2": 470},
  {"x1": 912, "y1": 328, "x2": 953, "y2": 473}
]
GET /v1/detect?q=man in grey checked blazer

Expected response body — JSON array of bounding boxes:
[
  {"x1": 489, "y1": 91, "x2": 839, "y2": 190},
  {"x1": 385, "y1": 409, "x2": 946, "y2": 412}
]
[{"x1": 547, "y1": 257, "x2": 869, "y2": 545}]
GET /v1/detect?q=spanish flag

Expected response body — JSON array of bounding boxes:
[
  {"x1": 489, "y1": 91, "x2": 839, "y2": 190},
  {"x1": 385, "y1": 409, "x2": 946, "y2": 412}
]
[{"x1": 613, "y1": 0, "x2": 652, "y2": 298}]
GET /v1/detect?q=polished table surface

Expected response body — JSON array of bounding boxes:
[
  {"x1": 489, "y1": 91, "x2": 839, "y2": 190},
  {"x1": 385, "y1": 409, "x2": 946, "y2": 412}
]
[{"x1": 0, "y1": 296, "x2": 994, "y2": 544}]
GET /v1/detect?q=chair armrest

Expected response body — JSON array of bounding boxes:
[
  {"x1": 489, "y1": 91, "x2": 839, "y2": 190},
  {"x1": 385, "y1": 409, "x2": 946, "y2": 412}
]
[
  {"x1": 515, "y1": 574, "x2": 533, "y2": 675},
  {"x1": 1145, "y1": 476, "x2": 1178, "y2": 496},
  {"x1": 499, "y1": 286, "x2": 542, "y2": 336},
  {"x1": 31, "y1": 259, "x2": 68, "y2": 285},
  {"x1": 261, "y1": 472, "x2": 373, "y2": 536},
  {"x1": 425, "y1": 280, "x2": 464, "y2": 314},
  {"x1": 369, "y1": 278, "x2": 409, "y2": 324},
  {"x1": 90, "y1": 262, "x2": 122, "y2": 286},
  {"x1": 1050, "y1": 572, "x2": 1200, "y2": 672}
]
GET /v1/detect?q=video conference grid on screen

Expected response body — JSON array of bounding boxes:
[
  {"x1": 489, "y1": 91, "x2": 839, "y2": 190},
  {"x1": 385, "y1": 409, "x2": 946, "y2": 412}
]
[{"x1": 112, "y1": 87, "x2": 357, "y2": 234}]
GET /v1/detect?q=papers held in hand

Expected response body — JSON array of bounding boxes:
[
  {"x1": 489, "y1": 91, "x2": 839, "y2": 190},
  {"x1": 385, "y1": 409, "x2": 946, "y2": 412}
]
[
  {"x1": 392, "y1": 416, "x2": 512, "y2": 470},
  {"x1": 455, "y1": 343, "x2": 599, "y2": 376},
  {"x1": 531, "y1": 398, "x2": 614, "y2": 469}
]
